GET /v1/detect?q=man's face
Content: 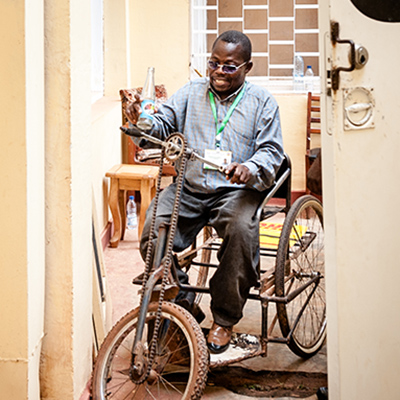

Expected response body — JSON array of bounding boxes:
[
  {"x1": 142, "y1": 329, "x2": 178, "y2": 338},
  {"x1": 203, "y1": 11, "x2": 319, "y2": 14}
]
[{"x1": 208, "y1": 40, "x2": 253, "y2": 99}]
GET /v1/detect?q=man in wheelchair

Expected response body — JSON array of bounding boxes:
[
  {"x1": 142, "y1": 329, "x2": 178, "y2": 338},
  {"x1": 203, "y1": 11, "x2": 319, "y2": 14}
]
[{"x1": 125, "y1": 30, "x2": 284, "y2": 354}]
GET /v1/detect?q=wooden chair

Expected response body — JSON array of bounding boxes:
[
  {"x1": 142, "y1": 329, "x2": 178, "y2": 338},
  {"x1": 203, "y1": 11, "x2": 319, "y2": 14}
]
[
  {"x1": 120, "y1": 86, "x2": 176, "y2": 177},
  {"x1": 305, "y1": 92, "x2": 321, "y2": 195}
]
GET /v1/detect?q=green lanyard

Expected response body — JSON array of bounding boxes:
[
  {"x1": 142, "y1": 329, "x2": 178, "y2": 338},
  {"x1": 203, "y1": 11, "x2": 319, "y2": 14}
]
[{"x1": 209, "y1": 83, "x2": 246, "y2": 148}]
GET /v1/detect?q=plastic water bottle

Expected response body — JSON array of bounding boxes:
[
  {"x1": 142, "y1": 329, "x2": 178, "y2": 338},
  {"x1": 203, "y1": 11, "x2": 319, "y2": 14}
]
[
  {"x1": 293, "y1": 54, "x2": 304, "y2": 91},
  {"x1": 137, "y1": 67, "x2": 156, "y2": 131},
  {"x1": 127, "y1": 195, "x2": 137, "y2": 230},
  {"x1": 305, "y1": 65, "x2": 314, "y2": 92}
]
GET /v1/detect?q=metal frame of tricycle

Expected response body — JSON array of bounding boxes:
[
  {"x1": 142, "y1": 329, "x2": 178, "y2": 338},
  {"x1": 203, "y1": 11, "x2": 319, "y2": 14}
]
[{"x1": 132, "y1": 152, "x2": 322, "y2": 359}]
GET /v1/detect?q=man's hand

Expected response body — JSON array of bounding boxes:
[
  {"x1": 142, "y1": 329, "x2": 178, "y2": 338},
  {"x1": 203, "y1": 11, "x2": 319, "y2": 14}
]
[{"x1": 224, "y1": 163, "x2": 252, "y2": 184}]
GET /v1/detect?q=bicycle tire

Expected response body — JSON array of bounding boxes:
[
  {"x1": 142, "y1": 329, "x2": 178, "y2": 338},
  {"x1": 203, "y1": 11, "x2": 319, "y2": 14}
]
[
  {"x1": 275, "y1": 195, "x2": 326, "y2": 358},
  {"x1": 92, "y1": 302, "x2": 209, "y2": 400}
]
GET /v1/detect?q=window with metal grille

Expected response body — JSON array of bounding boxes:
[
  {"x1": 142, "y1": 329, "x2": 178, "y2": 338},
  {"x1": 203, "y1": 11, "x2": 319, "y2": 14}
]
[{"x1": 191, "y1": 0, "x2": 319, "y2": 91}]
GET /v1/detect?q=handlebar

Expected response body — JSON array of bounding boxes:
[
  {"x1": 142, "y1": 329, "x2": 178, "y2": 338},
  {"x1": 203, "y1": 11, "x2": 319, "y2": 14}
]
[{"x1": 121, "y1": 126, "x2": 227, "y2": 173}]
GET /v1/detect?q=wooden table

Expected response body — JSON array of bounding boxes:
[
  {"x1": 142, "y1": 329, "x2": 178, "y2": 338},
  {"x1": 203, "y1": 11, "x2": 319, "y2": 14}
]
[{"x1": 106, "y1": 164, "x2": 159, "y2": 247}]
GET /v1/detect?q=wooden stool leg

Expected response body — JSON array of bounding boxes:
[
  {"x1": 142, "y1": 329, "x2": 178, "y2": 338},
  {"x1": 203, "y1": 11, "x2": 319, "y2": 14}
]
[
  {"x1": 119, "y1": 190, "x2": 127, "y2": 241},
  {"x1": 108, "y1": 177, "x2": 122, "y2": 248},
  {"x1": 139, "y1": 180, "x2": 153, "y2": 239}
]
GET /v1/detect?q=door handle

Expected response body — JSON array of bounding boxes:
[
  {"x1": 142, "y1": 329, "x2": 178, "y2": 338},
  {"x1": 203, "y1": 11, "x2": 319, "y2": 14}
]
[{"x1": 330, "y1": 21, "x2": 356, "y2": 91}]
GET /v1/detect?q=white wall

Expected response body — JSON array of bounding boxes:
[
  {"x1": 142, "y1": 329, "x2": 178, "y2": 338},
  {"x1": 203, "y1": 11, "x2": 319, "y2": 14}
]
[
  {"x1": 275, "y1": 94, "x2": 309, "y2": 192},
  {"x1": 129, "y1": 0, "x2": 191, "y2": 95},
  {"x1": 0, "y1": 1, "x2": 45, "y2": 398},
  {"x1": 91, "y1": 98, "x2": 124, "y2": 230}
]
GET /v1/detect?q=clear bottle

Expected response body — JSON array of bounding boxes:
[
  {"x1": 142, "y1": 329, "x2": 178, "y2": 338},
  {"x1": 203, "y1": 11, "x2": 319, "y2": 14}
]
[
  {"x1": 137, "y1": 67, "x2": 156, "y2": 131},
  {"x1": 305, "y1": 65, "x2": 314, "y2": 93},
  {"x1": 126, "y1": 195, "x2": 138, "y2": 230},
  {"x1": 293, "y1": 54, "x2": 304, "y2": 91}
]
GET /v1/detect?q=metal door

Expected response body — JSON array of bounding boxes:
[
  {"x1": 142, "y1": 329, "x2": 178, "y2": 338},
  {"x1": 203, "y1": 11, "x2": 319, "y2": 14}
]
[{"x1": 319, "y1": 1, "x2": 400, "y2": 399}]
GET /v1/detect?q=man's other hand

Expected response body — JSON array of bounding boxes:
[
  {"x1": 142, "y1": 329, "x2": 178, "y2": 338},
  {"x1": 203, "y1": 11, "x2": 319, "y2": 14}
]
[{"x1": 224, "y1": 163, "x2": 251, "y2": 184}]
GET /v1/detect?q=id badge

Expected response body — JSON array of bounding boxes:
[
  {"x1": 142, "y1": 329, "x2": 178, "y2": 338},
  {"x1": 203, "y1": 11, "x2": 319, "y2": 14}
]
[{"x1": 204, "y1": 149, "x2": 232, "y2": 170}]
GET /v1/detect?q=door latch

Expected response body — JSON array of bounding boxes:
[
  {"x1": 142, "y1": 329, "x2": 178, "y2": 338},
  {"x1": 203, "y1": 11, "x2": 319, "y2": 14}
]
[{"x1": 330, "y1": 21, "x2": 356, "y2": 91}]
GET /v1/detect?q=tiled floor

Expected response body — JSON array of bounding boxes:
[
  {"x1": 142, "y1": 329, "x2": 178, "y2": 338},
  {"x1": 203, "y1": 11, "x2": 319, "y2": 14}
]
[{"x1": 102, "y1": 227, "x2": 327, "y2": 399}]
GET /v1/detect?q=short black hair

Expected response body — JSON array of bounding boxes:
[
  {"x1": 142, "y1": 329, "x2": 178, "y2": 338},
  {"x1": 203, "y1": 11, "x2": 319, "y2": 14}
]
[{"x1": 213, "y1": 30, "x2": 252, "y2": 61}]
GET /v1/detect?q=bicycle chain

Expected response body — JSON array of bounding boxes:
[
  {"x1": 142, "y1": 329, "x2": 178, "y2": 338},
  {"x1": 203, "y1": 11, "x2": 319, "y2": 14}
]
[{"x1": 134, "y1": 133, "x2": 188, "y2": 384}]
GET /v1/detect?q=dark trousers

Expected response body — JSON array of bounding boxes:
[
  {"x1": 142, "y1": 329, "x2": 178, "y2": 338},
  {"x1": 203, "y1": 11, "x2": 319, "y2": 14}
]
[{"x1": 140, "y1": 182, "x2": 264, "y2": 327}]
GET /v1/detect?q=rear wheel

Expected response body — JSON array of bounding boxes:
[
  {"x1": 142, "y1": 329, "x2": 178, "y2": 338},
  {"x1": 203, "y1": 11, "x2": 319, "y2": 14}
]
[
  {"x1": 275, "y1": 195, "x2": 326, "y2": 358},
  {"x1": 92, "y1": 302, "x2": 209, "y2": 399}
]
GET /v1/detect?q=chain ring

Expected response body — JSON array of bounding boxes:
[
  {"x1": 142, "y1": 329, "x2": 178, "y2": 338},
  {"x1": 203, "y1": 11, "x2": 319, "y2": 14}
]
[{"x1": 164, "y1": 133, "x2": 185, "y2": 162}]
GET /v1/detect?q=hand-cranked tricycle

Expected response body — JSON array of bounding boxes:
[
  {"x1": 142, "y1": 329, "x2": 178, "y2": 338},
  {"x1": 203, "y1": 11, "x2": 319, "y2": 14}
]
[{"x1": 91, "y1": 128, "x2": 326, "y2": 400}]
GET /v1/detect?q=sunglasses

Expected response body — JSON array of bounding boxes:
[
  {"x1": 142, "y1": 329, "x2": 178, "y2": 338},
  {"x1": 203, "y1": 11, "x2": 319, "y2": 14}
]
[{"x1": 207, "y1": 60, "x2": 248, "y2": 74}]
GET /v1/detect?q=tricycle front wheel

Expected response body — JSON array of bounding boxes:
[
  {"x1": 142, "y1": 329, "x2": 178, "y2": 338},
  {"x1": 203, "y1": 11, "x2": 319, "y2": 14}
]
[{"x1": 92, "y1": 302, "x2": 209, "y2": 399}]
